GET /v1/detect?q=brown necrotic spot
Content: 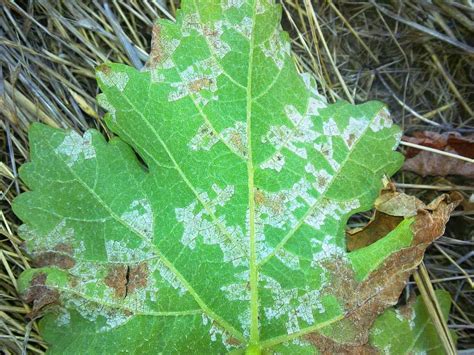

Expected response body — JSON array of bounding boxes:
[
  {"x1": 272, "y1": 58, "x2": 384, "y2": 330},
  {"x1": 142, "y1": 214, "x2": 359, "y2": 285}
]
[
  {"x1": 127, "y1": 262, "x2": 149, "y2": 294},
  {"x1": 105, "y1": 262, "x2": 149, "y2": 298},
  {"x1": 105, "y1": 265, "x2": 128, "y2": 299},
  {"x1": 22, "y1": 273, "x2": 60, "y2": 318},
  {"x1": 32, "y1": 243, "x2": 76, "y2": 269}
]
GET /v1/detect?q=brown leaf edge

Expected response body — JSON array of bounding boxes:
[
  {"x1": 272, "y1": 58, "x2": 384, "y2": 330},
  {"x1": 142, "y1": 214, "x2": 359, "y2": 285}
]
[{"x1": 305, "y1": 184, "x2": 462, "y2": 354}]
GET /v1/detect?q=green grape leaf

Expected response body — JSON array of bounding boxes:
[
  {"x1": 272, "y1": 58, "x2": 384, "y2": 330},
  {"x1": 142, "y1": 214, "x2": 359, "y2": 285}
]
[
  {"x1": 370, "y1": 290, "x2": 457, "y2": 354},
  {"x1": 13, "y1": 0, "x2": 458, "y2": 353}
]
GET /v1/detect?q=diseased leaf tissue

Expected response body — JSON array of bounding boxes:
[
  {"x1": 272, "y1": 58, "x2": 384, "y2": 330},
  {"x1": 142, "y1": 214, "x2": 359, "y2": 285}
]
[{"x1": 14, "y1": 0, "x2": 458, "y2": 353}]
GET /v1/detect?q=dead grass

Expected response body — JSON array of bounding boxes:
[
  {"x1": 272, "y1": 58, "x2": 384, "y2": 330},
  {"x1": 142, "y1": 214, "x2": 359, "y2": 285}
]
[{"x1": 1, "y1": 0, "x2": 473, "y2": 353}]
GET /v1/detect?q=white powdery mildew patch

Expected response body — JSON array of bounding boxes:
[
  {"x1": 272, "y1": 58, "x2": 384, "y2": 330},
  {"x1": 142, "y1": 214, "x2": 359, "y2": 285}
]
[
  {"x1": 342, "y1": 117, "x2": 369, "y2": 149},
  {"x1": 189, "y1": 123, "x2": 219, "y2": 151},
  {"x1": 233, "y1": 17, "x2": 253, "y2": 39},
  {"x1": 256, "y1": 178, "x2": 315, "y2": 231},
  {"x1": 66, "y1": 295, "x2": 132, "y2": 332},
  {"x1": 305, "y1": 199, "x2": 360, "y2": 230},
  {"x1": 310, "y1": 235, "x2": 346, "y2": 265},
  {"x1": 202, "y1": 314, "x2": 240, "y2": 350},
  {"x1": 261, "y1": 99, "x2": 322, "y2": 170},
  {"x1": 220, "y1": 282, "x2": 250, "y2": 301},
  {"x1": 168, "y1": 58, "x2": 222, "y2": 106},
  {"x1": 55, "y1": 131, "x2": 96, "y2": 167},
  {"x1": 175, "y1": 184, "x2": 247, "y2": 267},
  {"x1": 105, "y1": 240, "x2": 155, "y2": 263},
  {"x1": 305, "y1": 163, "x2": 332, "y2": 194},
  {"x1": 121, "y1": 199, "x2": 154, "y2": 240},
  {"x1": 370, "y1": 107, "x2": 392, "y2": 132},
  {"x1": 97, "y1": 94, "x2": 116, "y2": 122},
  {"x1": 97, "y1": 71, "x2": 129, "y2": 92},
  {"x1": 256, "y1": 0, "x2": 270, "y2": 14},
  {"x1": 222, "y1": 0, "x2": 245, "y2": 10},
  {"x1": 393, "y1": 130, "x2": 403, "y2": 149},
  {"x1": 21, "y1": 220, "x2": 75, "y2": 252},
  {"x1": 221, "y1": 121, "x2": 248, "y2": 158},
  {"x1": 154, "y1": 259, "x2": 187, "y2": 296},
  {"x1": 274, "y1": 248, "x2": 300, "y2": 270},
  {"x1": 55, "y1": 309, "x2": 71, "y2": 327},
  {"x1": 202, "y1": 21, "x2": 231, "y2": 58},
  {"x1": 300, "y1": 72, "x2": 327, "y2": 105},
  {"x1": 181, "y1": 13, "x2": 201, "y2": 37},
  {"x1": 263, "y1": 275, "x2": 325, "y2": 334},
  {"x1": 157, "y1": 38, "x2": 181, "y2": 70},
  {"x1": 260, "y1": 29, "x2": 291, "y2": 69}
]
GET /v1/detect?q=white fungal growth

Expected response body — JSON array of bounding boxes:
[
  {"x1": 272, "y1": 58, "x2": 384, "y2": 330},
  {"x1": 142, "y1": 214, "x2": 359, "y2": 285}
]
[
  {"x1": 189, "y1": 123, "x2": 219, "y2": 151},
  {"x1": 97, "y1": 94, "x2": 116, "y2": 122},
  {"x1": 55, "y1": 131, "x2": 96, "y2": 167},
  {"x1": 262, "y1": 102, "x2": 320, "y2": 162},
  {"x1": 201, "y1": 21, "x2": 231, "y2": 58},
  {"x1": 222, "y1": 0, "x2": 245, "y2": 10},
  {"x1": 234, "y1": 17, "x2": 253, "y2": 39},
  {"x1": 55, "y1": 309, "x2": 71, "y2": 327},
  {"x1": 97, "y1": 71, "x2": 129, "y2": 92},
  {"x1": 260, "y1": 30, "x2": 291, "y2": 69},
  {"x1": 121, "y1": 199, "x2": 154, "y2": 240},
  {"x1": 263, "y1": 275, "x2": 325, "y2": 334},
  {"x1": 323, "y1": 118, "x2": 340, "y2": 137},
  {"x1": 305, "y1": 199, "x2": 360, "y2": 230},
  {"x1": 175, "y1": 184, "x2": 247, "y2": 267},
  {"x1": 370, "y1": 107, "x2": 392, "y2": 132},
  {"x1": 181, "y1": 13, "x2": 201, "y2": 37},
  {"x1": 342, "y1": 117, "x2": 369, "y2": 148},
  {"x1": 311, "y1": 235, "x2": 346, "y2": 264},
  {"x1": 105, "y1": 240, "x2": 154, "y2": 263},
  {"x1": 220, "y1": 282, "x2": 250, "y2": 301},
  {"x1": 300, "y1": 72, "x2": 327, "y2": 105},
  {"x1": 204, "y1": 314, "x2": 240, "y2": 350},
  {"x1": 21, "y1": 219, "x2": 75, "y2": 252}
]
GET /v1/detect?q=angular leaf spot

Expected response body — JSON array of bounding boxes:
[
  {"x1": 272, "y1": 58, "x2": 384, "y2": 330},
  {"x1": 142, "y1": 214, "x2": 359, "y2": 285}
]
[{"x1": 55, "y1": 131, "x2": 96, "y2": 167}]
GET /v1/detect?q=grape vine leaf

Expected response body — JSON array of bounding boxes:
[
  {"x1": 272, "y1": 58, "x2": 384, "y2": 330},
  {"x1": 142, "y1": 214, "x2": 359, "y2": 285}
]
[
  {"x1": 370, "y1": 290, "x2": 456, "y2": 354},
  {"x1": 13, "y1": 0, "x2": 459, "y2": 353}
]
